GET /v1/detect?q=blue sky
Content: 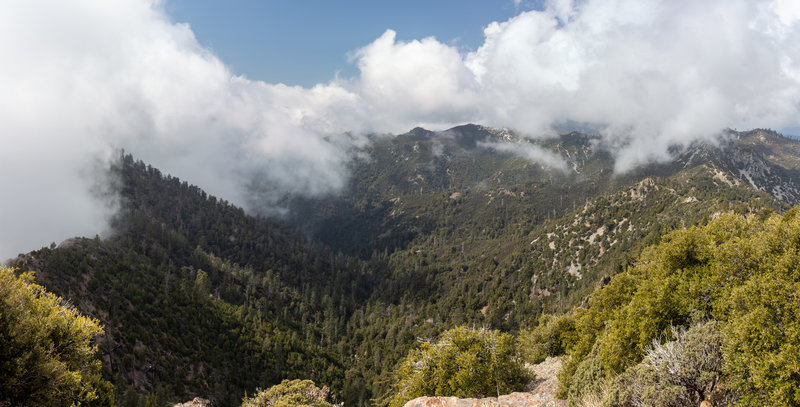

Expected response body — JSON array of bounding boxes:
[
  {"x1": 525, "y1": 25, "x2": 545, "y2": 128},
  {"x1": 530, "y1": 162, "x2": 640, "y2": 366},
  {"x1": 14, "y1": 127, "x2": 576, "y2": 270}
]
[{"x1": 164, "y1": 0, "x2": 540, "y2": 86}]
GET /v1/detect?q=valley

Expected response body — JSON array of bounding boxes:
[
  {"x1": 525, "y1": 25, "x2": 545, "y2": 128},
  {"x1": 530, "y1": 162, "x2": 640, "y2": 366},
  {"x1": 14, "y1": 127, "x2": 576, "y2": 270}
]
[{"x1": 7, "y1": 125, "x2": 800, "y2": 406}]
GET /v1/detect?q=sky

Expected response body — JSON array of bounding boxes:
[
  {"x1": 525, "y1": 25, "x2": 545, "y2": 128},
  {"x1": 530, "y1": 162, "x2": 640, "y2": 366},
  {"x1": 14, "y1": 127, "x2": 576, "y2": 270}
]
[
  {"x1": 163, "y1": 0, "x2": 539, "y2": 87},
  {"x1": 2, "y1": 0, "x2": 800, "y2": 259}
]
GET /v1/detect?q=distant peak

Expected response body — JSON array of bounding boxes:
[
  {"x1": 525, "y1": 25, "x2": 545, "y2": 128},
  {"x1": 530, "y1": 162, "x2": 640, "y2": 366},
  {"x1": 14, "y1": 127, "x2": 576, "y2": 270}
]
[
  {"x1": 447, "y1": 123, "x2": 483, "y2": 132},
  {"x1": 407, "y1": 126, "x2": 435, "y2": 138}
]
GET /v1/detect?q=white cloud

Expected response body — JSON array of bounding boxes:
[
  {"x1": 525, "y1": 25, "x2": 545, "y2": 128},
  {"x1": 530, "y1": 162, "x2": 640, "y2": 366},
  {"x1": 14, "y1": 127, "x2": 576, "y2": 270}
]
[
  {"x1": 479, "y1": 141, "x2": 568, "y2": 172},
  {"x1": 2, "y1": 0, "x2": 800, "y2": 258},
  {"x1": 353, "y1": 30, "x2": 482, "y2": 130},
  {"x1": 463, "y1": 0, "x2": 800, "y2": 171},
  {"x1": 353, "y1": 0, "x2": 800, "y2": 169},
  {"x1": 0, "y1": 0, "x2": 365, "y2": 257}
]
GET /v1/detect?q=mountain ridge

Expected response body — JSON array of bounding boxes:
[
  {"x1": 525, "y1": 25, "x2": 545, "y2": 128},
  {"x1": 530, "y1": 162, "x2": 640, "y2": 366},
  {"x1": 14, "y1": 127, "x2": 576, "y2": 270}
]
[{"x1": 9, "y1": 124, "x2": 800, "y2": 406}]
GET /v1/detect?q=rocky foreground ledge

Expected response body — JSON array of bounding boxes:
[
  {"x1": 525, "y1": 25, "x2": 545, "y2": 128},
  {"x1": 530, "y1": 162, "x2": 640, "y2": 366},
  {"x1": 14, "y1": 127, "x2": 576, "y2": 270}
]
[
  {"x1": 403, "y1": 392, "x2": 563, "y2": 407},
  {"x1": 171, "y1": 358, "x2": 566, "y2": 407},
  {"x1": 403, "y1": 357, "x2": 566, "y2": 407}
]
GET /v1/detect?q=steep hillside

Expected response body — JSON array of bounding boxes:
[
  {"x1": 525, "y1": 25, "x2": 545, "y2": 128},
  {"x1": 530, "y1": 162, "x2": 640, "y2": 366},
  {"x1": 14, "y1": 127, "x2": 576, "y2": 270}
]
[
  {"x1": 688, "y1": 129, "x2": 800, "y2": 203},
  {"x1": 290, "y1": 126, "x2": 790, "y2": 319},
  {"x1": 285, "y1": 126, "x2": 794, "y2": 402},
  {"x1": 12, "y1": 156, "x2": 373, "y2": 406},
  {"x1": 288, "y1": 125, "x2": 615, "y2": 257},
  {"x1": 522, "y1": 209, "x2": 800, "y2": 406}
]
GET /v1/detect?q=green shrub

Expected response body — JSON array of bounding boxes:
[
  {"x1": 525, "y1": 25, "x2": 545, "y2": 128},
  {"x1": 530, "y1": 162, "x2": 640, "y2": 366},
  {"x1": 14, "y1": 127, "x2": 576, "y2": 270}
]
[
  {"x1": 241, "y1": 379, "x2": 333, "y2": 407},
  {"x1": 566, "y1": 353, "x2": 605, "y2": 407},
  {"x1": 526, "y1": 209, "x2": 800, "y2": 406},
  {"x1": 622, "y1": 321, "x2": 732, "y2": 407},
  {"x1": 387, "y1": 326, "x2": 532, "y2": 407},
  {"x1": 0, "y1": 267, "x2": 115, "y2": 406},
  {"x1": 723, "y1": 276, "x2": 800, "y2": 406},
  {"x1": 518, "y1": 313, "x2": 577, "y2": 364}
]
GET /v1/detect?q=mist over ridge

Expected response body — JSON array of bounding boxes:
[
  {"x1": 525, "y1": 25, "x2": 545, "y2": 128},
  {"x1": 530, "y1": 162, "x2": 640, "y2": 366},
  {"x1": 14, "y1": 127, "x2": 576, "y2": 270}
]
[{"x1": 2, "y1": 0, "x2": 800, "y2": 258}]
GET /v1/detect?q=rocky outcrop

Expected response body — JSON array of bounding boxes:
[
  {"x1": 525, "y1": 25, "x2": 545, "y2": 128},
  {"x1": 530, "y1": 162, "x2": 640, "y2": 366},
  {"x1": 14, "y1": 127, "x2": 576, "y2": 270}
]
[{"x1": 172, "y1": 397, "x2": 212, "y2": 407}]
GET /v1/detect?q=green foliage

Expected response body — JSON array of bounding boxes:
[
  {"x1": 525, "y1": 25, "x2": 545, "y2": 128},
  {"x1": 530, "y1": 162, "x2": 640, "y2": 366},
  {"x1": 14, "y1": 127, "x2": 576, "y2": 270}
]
[
  {"x1": 387, "y1": 326, "x2": 532, "y2": 407},
  {"x1": 241, "y1": 379, "x2": 333, "y2": 407},
  {"x1": 723, "y1": 268, "x2": 800, "y2": 405},
  {"x1": 193, "y1": 269, "x2": 210, "y2": 301},
  {"x1": 566, "y1": 354, "x2": 605, "y2": 407},
  {"x1": 518, "y1": 314, "x2": 577, "y2": 364},
  {"x1": 14, "y1": 156, "x2": 354, "y2": 405},
  {"x1": 620, "y1": 321, "x2": 732, "y2": 407},
  {"x1": 527, "y1": 209, "x2": 800, "y2": 406},
  {"x1": 0, "y1": 266, "x2": 115, "y2": 406},
  {"x1": 12, "y1": 127, "x2": 795, "y2": 407}
]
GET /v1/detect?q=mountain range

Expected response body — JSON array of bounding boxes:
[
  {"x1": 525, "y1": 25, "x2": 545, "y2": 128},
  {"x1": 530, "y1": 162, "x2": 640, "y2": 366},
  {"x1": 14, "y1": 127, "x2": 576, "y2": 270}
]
[{"x1": 9, "y1": 125, "x2": 800, "y2": 406}]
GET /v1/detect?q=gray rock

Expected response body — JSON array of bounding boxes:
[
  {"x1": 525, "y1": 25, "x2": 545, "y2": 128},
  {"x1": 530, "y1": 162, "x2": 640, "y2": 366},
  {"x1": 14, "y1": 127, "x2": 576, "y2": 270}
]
[
  {"x1": 172, "y1": 397, "x2": 212, "y2": 407},
  {"x1": 403, "y1": 392, "x2": 563, "y2": 407}
]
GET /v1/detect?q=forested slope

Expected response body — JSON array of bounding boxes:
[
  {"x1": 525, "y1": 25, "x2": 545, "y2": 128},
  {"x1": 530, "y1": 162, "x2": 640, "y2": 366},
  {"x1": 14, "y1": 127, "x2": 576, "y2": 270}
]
[{"x1": 13, "y1": 156, "x2": 373, "y2": 405}]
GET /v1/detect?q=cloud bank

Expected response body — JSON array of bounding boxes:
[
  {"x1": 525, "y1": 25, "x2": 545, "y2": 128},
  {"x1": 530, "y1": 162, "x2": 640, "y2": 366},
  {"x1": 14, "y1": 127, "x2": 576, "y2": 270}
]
[{"x1": 2, "y1": 0, "x2": 800, "y2": 258}]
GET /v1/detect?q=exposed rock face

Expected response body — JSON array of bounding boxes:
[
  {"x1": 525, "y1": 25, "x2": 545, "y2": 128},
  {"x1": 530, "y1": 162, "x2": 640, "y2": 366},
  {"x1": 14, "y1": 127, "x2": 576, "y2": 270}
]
[{"x1": 172, "y1": 397, "x2": 212, "y2": 407}]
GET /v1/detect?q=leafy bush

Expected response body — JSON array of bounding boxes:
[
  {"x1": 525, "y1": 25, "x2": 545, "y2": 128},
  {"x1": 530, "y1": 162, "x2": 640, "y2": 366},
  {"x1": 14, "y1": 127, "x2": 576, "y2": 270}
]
[
  {"x1": 518, "y1": 314, "x2": 577, "y2": 364},
  {"x1": 620, "y1": 321, "x2": 732, "y2": 407},
  {"x1": 387, "y1": 326, "x2": 532, "y2": 407},
  {"x1": 0, "y1": 267, "x2": 114, "y2": 406},
  {"x1": 522, "y1": 209, "x2": 800, "y2": 406},
  {"x1": 567, "y1": 353, "x2": 606, "y2": 407},
  {"x1": 241, "y1": 379, "x2": 333, "y2": 407},
  {"x1": 723, "y1": 273, "x2": 800, "y2": 405}
]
